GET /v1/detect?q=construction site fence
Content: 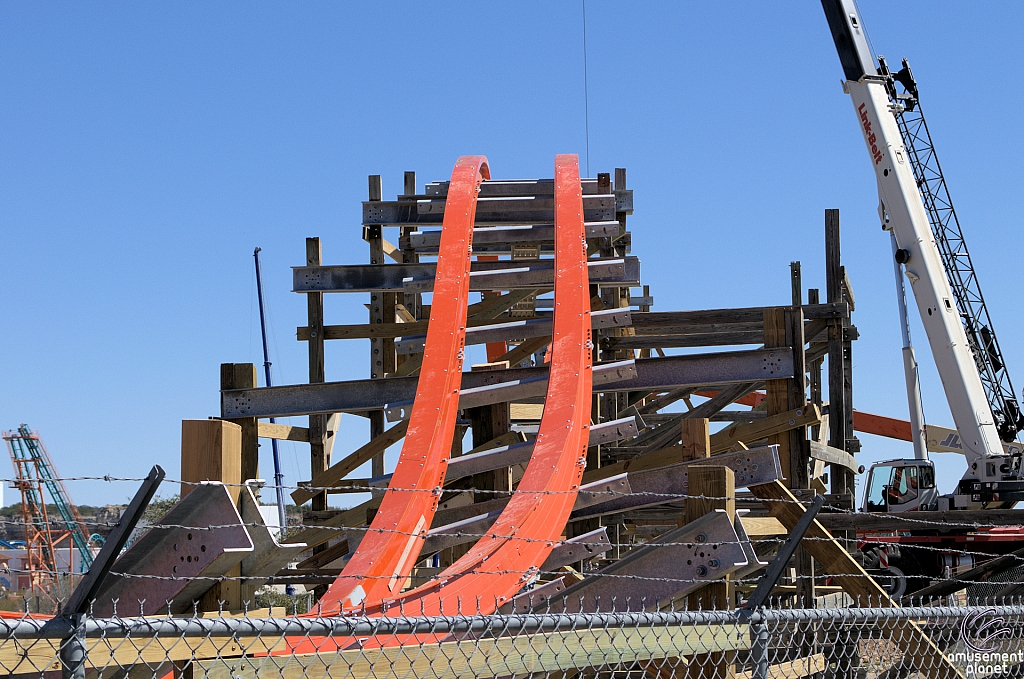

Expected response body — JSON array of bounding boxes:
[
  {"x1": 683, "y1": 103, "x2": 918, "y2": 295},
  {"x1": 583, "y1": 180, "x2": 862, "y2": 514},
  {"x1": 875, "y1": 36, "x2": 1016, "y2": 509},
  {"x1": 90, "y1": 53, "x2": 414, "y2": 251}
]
[{"x1": 4, "y1": 601, "x2": 1024, "y2": 678}]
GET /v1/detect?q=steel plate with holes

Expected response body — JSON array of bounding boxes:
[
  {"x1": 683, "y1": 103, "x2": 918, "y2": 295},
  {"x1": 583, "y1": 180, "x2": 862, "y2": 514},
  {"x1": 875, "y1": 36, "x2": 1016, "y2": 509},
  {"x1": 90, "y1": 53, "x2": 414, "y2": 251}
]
[
  {"x1": 570, "y1": 445, "x2": 782, "y2": 520},
  {"x1": 538, "y1": 510, "x2": 747, "y2": 613},
  {"x1": 539, "y1": 527, "x2": 611, "y2": 572},
  {"x1": 90, "y1": 483, "x2": 254, "y2": 616}
]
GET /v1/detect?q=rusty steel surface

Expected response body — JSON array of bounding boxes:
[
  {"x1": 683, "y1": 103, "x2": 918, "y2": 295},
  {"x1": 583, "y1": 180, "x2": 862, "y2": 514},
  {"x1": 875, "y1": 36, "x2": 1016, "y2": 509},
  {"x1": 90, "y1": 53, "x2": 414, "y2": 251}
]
[
  {"x1": 375, "y1": 154, "x2": 593, "y2": 617},
  {"x1": 317, "y1": 156, "x2": 489, "y2": 614}
]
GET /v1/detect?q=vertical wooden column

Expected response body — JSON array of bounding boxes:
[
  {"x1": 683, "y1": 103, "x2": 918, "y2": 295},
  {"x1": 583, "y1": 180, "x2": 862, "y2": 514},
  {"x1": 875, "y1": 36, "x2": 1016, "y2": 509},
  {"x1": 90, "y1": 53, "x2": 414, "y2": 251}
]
[
  {"x1": 181, "y1": 419, "x2": 242, "y2": 611},
  {"x1": 467, "y1": 363, "x2": 513, "y2": 499},
  {"x1": 220, "y1": 363, "x2": 258, "y2": 486},
  {"x1": 400, "y1": 171, "x2": 421, "y2": 321},
  {"x1": 680, "y1": 418, "x2": 710, "y2": 463},
  {"x1": 808, "y1": 289, "x2": 824, "y2": 443},
  {"x1": 763, "y1": 307, "x2": 792, "y2": 485},
  {"x1": 366, "y1": 175, "x2": 393, "y2": 479},
  {"x1": 306, "y1": 237, "x2": 328, "y2": 514},
  {"x1": 685, "y1": 465, "x2": 735, "y2": 679},
  {"x1": 825, "y1": 210, "x2": 854, "y2": 497}
]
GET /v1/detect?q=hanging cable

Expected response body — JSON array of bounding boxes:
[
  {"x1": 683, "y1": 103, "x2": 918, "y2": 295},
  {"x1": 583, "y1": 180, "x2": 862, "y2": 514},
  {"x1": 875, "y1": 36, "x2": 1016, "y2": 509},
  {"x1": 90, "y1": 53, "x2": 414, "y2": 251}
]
[{"x1": 582, "y1": 0, "x2": 591, "y2": 177}]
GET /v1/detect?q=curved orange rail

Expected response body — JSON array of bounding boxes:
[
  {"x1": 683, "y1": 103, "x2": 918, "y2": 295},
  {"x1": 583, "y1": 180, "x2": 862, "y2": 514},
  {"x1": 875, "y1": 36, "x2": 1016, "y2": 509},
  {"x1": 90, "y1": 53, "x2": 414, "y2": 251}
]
[
  {"x1": 317, "y1": 155, "x2": 489, "y2": 614},
  {"x1": 376, "y1": 153, "x2": 593, "y2": 617}
]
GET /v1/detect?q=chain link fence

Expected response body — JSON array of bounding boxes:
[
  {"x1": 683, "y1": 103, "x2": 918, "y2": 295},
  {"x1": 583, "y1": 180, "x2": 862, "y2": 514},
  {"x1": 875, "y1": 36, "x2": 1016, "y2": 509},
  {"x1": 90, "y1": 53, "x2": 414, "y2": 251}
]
[{"x1": 2, "y1": 601, "x2": 1023, "y2": 678}]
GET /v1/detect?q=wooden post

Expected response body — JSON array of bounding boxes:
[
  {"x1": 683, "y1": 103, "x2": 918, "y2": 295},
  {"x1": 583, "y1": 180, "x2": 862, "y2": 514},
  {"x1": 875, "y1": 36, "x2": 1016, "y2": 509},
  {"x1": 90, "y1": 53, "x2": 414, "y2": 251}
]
[
  {"x1": 467, "y1": 363, "x2": 513, "y2": 499},
  {"x1": 825, "y1": 210, "x2": 854, "y2": 497},
  {"x1": 306, "y1": 237, "x2": 328, "y2": 515},
  {"x1": 685, "y1": 465, "x2": 735, "y2": 679},
  {"x1": 680, "y1": 418, "x2": 710, "y2": 463},
  {"x1": 181, "y1": 419, "x2": 242, "y2": 611},
  {"x1": 763, "y1": 307, "x2": 792, "y2": 486},
  {"x1": 367, "y1": 175, "x2": 393, "y2": 479},
  {"x1": 220, "y1": 363, "x2": 258, "y2": 486},
  {"x1": 808, "y1": 288, "x2": 824, "y2": 443}
]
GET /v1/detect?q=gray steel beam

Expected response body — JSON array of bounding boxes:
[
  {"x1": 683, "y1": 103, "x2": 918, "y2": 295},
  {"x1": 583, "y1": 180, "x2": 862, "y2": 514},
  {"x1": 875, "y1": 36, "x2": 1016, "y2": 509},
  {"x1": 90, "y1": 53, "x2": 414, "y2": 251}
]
[
  {"x1": 570, "y1": 445, "x2": 783, "y2": 520},
  {"x1": 630, "y1": 302, "x2": 850, "y2": 329},
  {"x1": 89, "y1": 483, "x2": 254, "y2": 617},
  {"x1": 403, "y1": 222, "x2": 620, "y2": 250},
  {"x1": 221, "y1": 349, "x2": 792, "y2": 419},
  {"x1": 423, "y1": 179, "x2": 633, "y2": 214},
  {"x1": 535, "y1": 510, "x2": 748, "y2": 613},
  {"x1": 397, "y1": 307, "x2": 631, "y2": 354},
  {"x1": 293, "y1": 257, "x2": 640, "y2": 293},
  {"x1": 363, "y1": 195, "x2": 615, "y2": 226}
]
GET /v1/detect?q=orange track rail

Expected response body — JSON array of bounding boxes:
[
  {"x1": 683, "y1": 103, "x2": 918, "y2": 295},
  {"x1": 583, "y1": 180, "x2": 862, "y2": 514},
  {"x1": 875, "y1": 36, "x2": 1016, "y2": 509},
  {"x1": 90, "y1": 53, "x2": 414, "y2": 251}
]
[
  {"x1": 375, "y1": 153, "x2": 593, "y2": 617},
  {"x1": 317, "y1": 156, "x2": 489, "y2": 614}
]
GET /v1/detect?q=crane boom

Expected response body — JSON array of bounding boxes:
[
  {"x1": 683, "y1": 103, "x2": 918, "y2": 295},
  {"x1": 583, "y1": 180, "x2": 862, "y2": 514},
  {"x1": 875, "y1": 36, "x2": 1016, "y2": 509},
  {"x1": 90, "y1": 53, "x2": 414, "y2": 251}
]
[{"x1": 820, "y1": 0, "x2": 1006, "y2": 478}]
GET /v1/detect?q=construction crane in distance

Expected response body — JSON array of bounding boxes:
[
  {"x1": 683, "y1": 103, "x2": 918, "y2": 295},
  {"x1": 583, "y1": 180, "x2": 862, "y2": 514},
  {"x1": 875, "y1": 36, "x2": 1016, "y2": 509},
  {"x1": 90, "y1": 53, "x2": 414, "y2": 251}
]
[{"x1": 3, "y1": 425, "x2": 94, "y2": 598}]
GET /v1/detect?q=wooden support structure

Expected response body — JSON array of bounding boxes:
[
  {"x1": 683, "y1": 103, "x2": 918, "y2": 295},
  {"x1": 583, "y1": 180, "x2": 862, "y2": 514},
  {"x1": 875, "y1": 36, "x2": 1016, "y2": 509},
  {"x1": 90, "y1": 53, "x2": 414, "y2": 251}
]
[
  {"x1": 180, "y1": 418, "x2": 242, "y2": 611},
  {"x1": 685, "y1": 464, "x2": 735, "y2": 679},
  {"x1": 220, "y1": 363, "x2": 259, "y2": 486},
  {"x1": 749, "y1": 479, "x2": 962, "y2": 678}
]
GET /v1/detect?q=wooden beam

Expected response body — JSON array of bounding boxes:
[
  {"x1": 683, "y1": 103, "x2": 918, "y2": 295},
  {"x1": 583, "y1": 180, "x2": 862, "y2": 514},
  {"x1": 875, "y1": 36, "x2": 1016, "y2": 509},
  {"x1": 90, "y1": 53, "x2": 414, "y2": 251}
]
[
  {"x1": 748, "y1": 479, "x2": 964, "y2": 678},
  {"x1": 708, "y1": 405, "x2": 820, "y2": 454},
  {"x1": 257, "y1": 422, "x2": 310, "y2": 443},
  {"x1": 306, "y1": 237, "x2": 329, "y2": 515},
  {"x1": 494, "y1": 335, "x2": 550, "y2": 367},
  {"x1": 763, "y1": 308, "x2": 791, "y2": 488},
  {"x1": 291, "y1": 420, "x2": 409, "y2": 506}
]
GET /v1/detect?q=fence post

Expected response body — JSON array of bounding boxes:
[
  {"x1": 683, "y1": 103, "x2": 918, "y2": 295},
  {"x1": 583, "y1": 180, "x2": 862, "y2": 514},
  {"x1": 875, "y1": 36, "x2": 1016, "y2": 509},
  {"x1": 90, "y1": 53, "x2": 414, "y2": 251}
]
[
  {"x1": 749, "y1": 616, "x2": 769, "y2": 679},
  {"x1": 59, "y1": 613, "x2": 86, "y2": 679}
]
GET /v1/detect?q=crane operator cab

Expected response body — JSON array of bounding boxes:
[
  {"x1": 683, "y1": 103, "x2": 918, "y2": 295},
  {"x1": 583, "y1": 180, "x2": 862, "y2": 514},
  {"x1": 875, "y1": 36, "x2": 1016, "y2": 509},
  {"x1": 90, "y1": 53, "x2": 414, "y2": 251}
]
[{"x1": 863, "y1": 459, "x2": 939, "y2": 512}]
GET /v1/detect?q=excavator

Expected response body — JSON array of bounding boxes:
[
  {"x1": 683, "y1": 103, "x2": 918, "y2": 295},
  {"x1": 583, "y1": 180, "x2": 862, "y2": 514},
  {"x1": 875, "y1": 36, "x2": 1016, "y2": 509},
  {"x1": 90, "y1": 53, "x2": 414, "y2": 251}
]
[{"x1": 821, "y1": 0, "x2": 1024, "y2": 515}]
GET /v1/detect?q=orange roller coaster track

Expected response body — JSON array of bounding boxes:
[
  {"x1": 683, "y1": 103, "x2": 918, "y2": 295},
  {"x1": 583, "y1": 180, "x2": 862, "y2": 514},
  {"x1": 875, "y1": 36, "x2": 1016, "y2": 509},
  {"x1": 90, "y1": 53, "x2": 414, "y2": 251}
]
[{"x1": 318, "y1": 155, "x2": 489, "y2": 614}]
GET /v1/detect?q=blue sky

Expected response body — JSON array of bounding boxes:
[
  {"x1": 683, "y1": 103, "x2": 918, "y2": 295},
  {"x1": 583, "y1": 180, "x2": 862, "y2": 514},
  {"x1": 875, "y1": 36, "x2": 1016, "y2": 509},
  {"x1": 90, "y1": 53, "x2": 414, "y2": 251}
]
[{"x1": 2, "y1": 2, "x2": 1022, "y2": 507}]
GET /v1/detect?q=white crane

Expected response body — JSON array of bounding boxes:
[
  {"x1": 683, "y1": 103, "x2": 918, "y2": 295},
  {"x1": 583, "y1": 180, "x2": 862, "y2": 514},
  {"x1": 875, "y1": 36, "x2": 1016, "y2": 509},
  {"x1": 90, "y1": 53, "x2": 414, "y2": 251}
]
[{"x1": 821, "y1": 0, "x2": 1021, "y2": 511}]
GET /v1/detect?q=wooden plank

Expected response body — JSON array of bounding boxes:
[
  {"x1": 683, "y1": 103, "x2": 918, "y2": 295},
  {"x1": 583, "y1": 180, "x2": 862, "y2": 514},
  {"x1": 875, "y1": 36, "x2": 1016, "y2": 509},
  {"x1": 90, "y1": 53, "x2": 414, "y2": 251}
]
[
  {"x1": 291, "y1": 420, "x2": 409, "y2": 506},
  {"x1": 749, "y1": 479, "x2": 964, "y2": 678},
  {"x1": 298, "y1": 316, "x2": 511, "y2": 341},
  {"x1": 494, "y1": 335, "x2": 550, "y2": 367},
  {"x1": 738, "y1": 515, "x2": 786, "y2": 537},
  {"x1": 510, "y1": 403, "x2": 544, "y2": 420},
  {"x1": 735, "y1": 653, "x2": 826, "y2": 679},
  {"x1": 257, "y1": 422, "x2": 310, "y2": 443},
  {"x1": 195, "y1": 624, "x2": 750, "y2": 679},
  {"x1": 708, "y1": 405, "x2": 820, "y2": 454}
]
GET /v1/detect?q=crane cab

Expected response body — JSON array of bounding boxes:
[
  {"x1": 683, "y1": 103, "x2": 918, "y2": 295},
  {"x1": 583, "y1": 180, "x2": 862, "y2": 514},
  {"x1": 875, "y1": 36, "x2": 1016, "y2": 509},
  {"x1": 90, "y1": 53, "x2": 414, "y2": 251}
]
[{"x1": 863, "y1": 459, "x2": 939, "y2": 513}]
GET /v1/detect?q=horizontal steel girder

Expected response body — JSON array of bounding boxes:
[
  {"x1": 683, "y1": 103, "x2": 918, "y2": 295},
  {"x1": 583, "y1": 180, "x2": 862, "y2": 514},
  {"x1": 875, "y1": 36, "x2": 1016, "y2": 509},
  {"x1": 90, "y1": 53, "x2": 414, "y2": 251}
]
[
  {"x1": 367, "y1": 416, "x2": 639, "y2": 487},
  {"x1": 364, "y1": 194, "x2": 626, "y2": 227},
  {"x1": 90, "y1": 483, "x2": 254, "y2": 616},
  {"x1": 403, "y1": 222, "x2": 620, "y2": 250},
  {"x1": 293, "y1": 257, "x2": 640, "y2": 293},
  {"x1": 396, "y1": 307, "x2": 630, "y2": 355},
  {"x1": 569, "y1": 444, "x2": 783, "y2": 521},
  {"x1": 519, "y1": 510, "x2": 747, "y2": 614},
  {"x1": 220, "y1": 349, "x2": 793, "y2": 419}
]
